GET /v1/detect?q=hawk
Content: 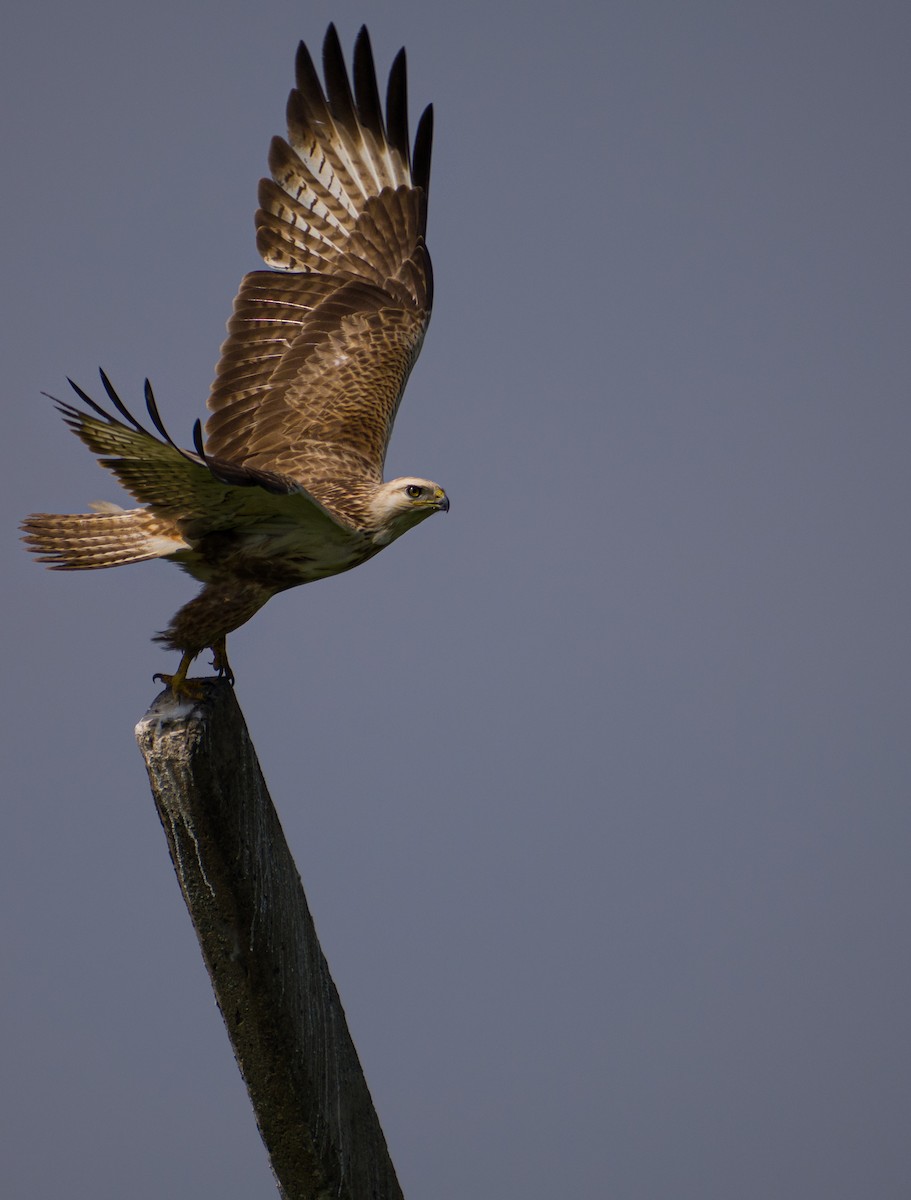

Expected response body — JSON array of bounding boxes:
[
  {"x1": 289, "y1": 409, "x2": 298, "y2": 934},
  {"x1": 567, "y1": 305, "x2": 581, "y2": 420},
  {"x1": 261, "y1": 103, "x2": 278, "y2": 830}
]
[{"x1": 22, "y1": 25, "x2": 447, "y2": 694}]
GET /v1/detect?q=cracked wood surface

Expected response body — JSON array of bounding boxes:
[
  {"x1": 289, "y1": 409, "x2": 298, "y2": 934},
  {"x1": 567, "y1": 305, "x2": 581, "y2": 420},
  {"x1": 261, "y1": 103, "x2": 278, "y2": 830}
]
[{"x1": 135, "y1": 680, "x2": 403, "y2": 1200}]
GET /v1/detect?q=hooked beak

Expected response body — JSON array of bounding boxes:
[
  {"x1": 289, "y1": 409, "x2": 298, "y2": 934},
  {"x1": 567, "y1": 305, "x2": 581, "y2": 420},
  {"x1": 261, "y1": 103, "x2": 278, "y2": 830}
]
[{"x1": 434, "y1": 488, "x2": 450, "y2": 513}]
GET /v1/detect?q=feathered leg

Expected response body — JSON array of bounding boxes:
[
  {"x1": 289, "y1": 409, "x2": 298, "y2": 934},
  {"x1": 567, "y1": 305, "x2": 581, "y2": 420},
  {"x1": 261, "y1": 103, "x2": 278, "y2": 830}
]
[{"x1": 153, "y1": 580, "x2": 274, "y2": 694}]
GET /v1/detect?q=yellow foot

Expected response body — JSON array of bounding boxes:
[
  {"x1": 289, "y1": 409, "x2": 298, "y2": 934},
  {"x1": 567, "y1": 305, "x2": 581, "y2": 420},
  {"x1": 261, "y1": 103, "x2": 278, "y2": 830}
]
[
  {"x1": 152, "y1": 674, "x2": 206, "y2": 700},
  {"x1": 153, "y1": 651, "x2": 205, "y2": 699}
]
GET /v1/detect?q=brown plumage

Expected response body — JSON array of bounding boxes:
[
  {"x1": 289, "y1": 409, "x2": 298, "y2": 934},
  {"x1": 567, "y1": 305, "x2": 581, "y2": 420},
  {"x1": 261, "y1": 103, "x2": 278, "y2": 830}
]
[{"x1": 21, "y1": 26, "x2": 448, "y2": 691}]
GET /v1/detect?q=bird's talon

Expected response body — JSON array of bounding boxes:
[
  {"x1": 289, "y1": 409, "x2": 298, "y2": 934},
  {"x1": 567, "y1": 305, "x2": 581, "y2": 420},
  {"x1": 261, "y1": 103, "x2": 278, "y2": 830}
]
[
  {"x1": 153, "y1": 651, "x2": 205, "y2": 699},
  {"x1": 152, "y1": 672, "x2": 206, "y2": 700},
  {"x1": 210, "y1": 639, "x2": 235, "y2": 685}
]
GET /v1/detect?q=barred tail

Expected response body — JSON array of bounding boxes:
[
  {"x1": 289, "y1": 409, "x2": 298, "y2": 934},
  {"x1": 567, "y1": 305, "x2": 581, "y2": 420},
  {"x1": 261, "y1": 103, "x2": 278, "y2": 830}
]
[{"x1": 20, "y1": 508, "x2": 186, "y2": 570}]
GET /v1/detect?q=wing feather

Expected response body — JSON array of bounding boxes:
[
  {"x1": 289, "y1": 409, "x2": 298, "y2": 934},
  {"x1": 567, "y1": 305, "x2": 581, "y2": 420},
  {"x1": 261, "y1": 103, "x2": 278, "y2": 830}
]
[
  {"x1": 56, "y1": 377, "x2": 357, "y2": 544},
  {"x1": 384, "y1": 49, "x2": 412, "y2": 171},
  {"x1": 205, "y1": 25, "x2": 433, "y2": 491}
]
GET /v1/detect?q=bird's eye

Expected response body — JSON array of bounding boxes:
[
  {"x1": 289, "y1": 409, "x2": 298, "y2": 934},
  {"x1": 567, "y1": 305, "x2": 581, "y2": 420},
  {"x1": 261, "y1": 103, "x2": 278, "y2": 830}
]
[{"x1": 406, "y1": 485, "x2": 422, "y2": 499}]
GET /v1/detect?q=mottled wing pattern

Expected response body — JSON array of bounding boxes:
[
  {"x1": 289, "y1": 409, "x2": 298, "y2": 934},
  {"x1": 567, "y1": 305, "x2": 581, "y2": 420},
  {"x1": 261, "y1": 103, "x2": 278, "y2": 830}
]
[
  {"x1": 56, "y1": 378, "x2": 356, "y2": 548},
  {"x1": 205, "y1": 25, "x2": 433, "y2": 489}
]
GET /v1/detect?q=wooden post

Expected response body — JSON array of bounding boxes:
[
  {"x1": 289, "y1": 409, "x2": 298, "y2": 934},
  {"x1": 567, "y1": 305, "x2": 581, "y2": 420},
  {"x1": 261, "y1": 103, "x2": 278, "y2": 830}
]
[{"x1": 135, "y1": 680, "x2": 404, "y2": 1200}]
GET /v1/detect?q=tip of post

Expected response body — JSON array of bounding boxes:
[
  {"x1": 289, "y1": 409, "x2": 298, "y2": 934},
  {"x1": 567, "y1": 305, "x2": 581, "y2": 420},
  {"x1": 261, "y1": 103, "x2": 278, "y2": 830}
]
[{"x1": 135, "y1": 678, "x2": 214, "y2": 734}]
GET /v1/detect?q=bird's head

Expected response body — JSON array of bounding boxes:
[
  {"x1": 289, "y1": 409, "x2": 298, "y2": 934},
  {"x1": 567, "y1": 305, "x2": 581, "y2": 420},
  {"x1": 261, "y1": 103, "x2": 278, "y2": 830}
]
[{"x1": 368, "y1": 477, "x2": 449, "y2": 545}]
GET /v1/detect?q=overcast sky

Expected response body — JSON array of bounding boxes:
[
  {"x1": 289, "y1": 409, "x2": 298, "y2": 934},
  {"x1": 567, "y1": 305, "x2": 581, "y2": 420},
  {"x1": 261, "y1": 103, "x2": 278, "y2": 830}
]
[{"x1": 3, "y1": 1, "x2": 910, "y2": 1197}]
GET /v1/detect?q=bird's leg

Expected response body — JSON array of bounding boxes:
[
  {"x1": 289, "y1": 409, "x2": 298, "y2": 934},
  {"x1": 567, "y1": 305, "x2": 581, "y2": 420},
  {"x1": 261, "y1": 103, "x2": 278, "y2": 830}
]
[
  {"x1": 210, "y1": 637, "x2": 235, "y2": 685},
  {"x1": 153, "y1": 650, "x2": 204, "y2": 698}
]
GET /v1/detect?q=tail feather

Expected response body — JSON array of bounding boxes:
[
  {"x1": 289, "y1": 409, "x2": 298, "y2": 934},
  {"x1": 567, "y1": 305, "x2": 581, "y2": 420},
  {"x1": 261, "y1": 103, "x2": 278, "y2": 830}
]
[{"x1": 21, "y1": 509, "x2": 186, "y2": 570}]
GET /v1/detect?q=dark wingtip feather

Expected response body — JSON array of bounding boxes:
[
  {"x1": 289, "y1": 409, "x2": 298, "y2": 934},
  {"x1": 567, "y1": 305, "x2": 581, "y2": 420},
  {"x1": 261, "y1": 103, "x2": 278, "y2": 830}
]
[
  {"x1": 322, "y1": 24, "x2": 357, "y2": 128},
  {"x1": 143, "y1": 379, "x2": 199, "y2": 465},
  {"x1": 64, "y1": 378, "x2": 112, "y2": 423},
  {"x1": 353, "y1": 26, "x2": 384, "y2": 141},
  {"x1": 292, "y1": 26, "x2": 430, "y2": 191},
  {"x1": 412, "y1": 103, "x2": 433, "y2": 195},
  {"x1": 143, "y1": 379, "x2": 168, "y2": 440},
  {"x1": 294, "y1": 37, "x2": 323, "y2": 100},
  {"x1": 98, "y1": 369, "x2": 149, "y2": 432},
  {"x1": 192, "y1": 419, "x2": 207, "y2": 461},
  {"x1": 385, "y1": 47, "x2": 410, "y2": 166}
]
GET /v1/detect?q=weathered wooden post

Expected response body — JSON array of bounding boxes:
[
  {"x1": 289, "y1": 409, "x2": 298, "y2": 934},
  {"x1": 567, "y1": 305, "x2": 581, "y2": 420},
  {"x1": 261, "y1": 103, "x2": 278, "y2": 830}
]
[{"x1": 135, "y1": 680, "x2": 403, "y2": 1200}]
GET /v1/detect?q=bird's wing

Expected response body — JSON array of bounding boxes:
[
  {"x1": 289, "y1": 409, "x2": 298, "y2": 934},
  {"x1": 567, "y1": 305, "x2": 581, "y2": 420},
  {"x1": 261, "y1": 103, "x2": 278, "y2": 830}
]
[
  {"x1": 205, "y1": 24, "x2": 433, "y2": 488},
  {"x1": 56, "y1": 375, "x2": 358, "y2": 546}
]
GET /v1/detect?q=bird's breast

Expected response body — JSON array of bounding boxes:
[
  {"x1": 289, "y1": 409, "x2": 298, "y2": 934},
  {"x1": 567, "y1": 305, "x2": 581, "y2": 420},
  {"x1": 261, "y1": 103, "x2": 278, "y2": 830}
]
[{"x1": 186, "y1": 523, "x2": 377, "y2": 589}]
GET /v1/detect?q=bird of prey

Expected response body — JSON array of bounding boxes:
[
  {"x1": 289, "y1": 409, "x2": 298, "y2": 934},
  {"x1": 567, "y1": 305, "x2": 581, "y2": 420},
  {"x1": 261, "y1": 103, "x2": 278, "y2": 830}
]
[{"x1": 22, "y1": 25, "x2": 447, "y2": 694}]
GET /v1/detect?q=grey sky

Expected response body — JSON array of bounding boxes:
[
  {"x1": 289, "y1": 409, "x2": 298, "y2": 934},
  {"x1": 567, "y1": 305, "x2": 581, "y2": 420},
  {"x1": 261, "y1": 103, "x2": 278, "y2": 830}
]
[{"x1": 3, "y1": 1, "x2": 910, "y2": 1196}]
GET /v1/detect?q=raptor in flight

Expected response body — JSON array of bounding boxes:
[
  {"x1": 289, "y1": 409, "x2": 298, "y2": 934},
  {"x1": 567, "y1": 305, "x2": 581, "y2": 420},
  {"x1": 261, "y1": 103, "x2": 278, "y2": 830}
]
[{"x1": 22, "y1": 25, "x2": 447, "y2": 693}]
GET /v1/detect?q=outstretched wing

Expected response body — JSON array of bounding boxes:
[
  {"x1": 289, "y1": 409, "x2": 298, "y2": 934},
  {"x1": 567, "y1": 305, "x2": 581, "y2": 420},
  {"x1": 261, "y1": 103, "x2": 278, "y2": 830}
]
[
  {"x1": 205, "y1": 25, "x2": 433, "y2": 488},
  {"x1": 56, "y1": 375, "x2": 359, "y2": 545}
]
